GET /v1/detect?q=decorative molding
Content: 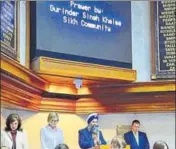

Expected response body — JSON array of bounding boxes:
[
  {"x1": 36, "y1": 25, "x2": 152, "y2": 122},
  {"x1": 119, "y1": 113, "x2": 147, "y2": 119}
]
[
  {"x1": 1, "y1": 71, "x2": 42, "y2": 95},
  {"x1": 40, "y1": 98, "x2": 76, "y2": 113},
  {"x1": 0, "y1": 71, "x2": 43, "y2": 111},
  {"x1": 31, "y1": 56, "x2": 136, "y2": 82},
  {"x1": 42, "y1": 91, "x2": 80, "y2": 100},
  {"x1": 76, "y1": 90, "x2": 175, "y2": 113},
  {"x1": 76, "y1": 102, "x2": 175, "y2": 114},
  {"x1": 1, "y1": 56, "x2": 175, "y2": 113},
  {"x1": 1, "y1": 53, "x2": 48, "y2": 90},
  {"x1": 87, "y1": 80, "x2": 175, "y2": 95}
]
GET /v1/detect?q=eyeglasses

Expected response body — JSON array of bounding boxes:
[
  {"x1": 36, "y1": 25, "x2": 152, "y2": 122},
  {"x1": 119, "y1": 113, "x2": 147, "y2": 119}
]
[{"x1": 50, "y1": 119, "x2": 59, "y2": 123}]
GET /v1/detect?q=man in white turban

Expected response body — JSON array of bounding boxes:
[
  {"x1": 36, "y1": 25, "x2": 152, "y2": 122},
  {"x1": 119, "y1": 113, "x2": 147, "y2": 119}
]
[{"x1": 78, "y1": 113, "x2": 107, "y2": 149}]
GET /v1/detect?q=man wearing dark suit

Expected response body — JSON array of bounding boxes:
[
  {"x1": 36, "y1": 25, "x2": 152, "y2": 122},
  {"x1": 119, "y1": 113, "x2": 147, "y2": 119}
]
[
  {"x1": 78, "y1": 113, "x2": 107, "y2": 149},
  {"x1": 124, "y1": 120, "x2": 150, "y2": 149}
]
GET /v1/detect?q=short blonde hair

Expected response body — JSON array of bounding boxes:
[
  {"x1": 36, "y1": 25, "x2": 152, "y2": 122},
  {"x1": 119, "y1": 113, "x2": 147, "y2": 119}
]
[
  {"x1": 47, "y1": 112, "x2": 59, "y2": 122},
  {"x1": 111, "y1": 136, "x2": 126, "y2": 149}
]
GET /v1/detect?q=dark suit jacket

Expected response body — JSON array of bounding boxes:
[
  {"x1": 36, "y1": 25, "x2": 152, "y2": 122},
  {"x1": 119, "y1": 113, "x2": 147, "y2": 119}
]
[
  {"x1": 124, "y1": 131, "x2": 150, "y2": 149},
  {"x1": 78, "y1": 127, "x2": 107, "y2": 149}
]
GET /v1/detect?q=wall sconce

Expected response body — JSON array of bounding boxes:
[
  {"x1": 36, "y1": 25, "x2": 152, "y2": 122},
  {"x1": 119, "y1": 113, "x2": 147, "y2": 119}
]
[{"x1": 73, "y1": 78, "x2": 83, "y2": 89}]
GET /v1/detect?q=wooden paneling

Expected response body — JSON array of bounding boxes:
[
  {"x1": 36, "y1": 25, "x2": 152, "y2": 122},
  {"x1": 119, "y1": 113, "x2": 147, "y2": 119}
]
[
  {"x1": 38, "y1": 74, "x2": 129, "y2": 87},
  {"x1": 87, "y1": 81, "x2": 175, "y2": 95},
  {"x1": 0, "y1": 59, "x2": 43, "y2": 111},
  {"x1": 1, "y1": 53, "x2": 48, "y2": 90},
  {"x1": 76, "y1": 91, "x2": 175, "y2": 114},
  {"x1": 150, "y1": 1, "x2": 157, "y2": 79},
  {"x1": 76, "y1": 102, "x2": 175, "y2": 114},
  {"x1": 31, "y1": 56, "x2": 136, "y2": 82},
  {"x1": 25, "y1": 1, "x2": 30, "y2": 68},
  {"x1": 1, "y1": 71, "x2": 42, "y2": 111},
  {"x1": 40, "y1": 98, "x2": 76, "y2": 113},
  {"x1": 1, "y1": 54, "x2": 175, "y2": 113},
  {"x1": 1, "y1": 68, "x2": 175, "y2": 113}
]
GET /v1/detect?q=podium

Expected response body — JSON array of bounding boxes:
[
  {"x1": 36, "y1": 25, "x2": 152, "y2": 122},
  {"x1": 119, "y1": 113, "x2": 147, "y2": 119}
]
[
  {"x1": 92, "y1": 145, "x2": 110, "y2": 149},
  {"x1": 100, "y1": 145, "x2": 110, "y2": 149},
  {"x1": 125, "y1": 145, "x2": 130, "y2": 149},
  {"x1": 91, "y1": 144, "x2": 130, "y2": 149}
]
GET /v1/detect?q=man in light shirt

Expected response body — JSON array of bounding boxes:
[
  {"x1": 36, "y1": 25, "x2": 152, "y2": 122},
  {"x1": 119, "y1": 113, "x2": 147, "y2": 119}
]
[
  {"x1": 40, "y1": 112, "x2": 64, "y2": 149},
  {"x1": 124, "y1": 120, "x2": 149, "y2": 149}
]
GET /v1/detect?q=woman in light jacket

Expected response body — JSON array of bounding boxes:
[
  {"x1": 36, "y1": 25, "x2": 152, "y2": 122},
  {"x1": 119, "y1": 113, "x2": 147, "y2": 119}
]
[
  {"x1": 1, "y1": 113, "x2": 28, "y2": 149},
  {"x1": 40, "y1": 112, "x2": 64, "y2": 149}
]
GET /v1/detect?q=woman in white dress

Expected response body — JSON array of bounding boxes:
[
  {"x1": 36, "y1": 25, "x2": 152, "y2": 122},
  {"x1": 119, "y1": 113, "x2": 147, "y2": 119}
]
[
  {"x1": 40, "y1": 112, "x2": 64, "y2": 149},
  {"x1": 1, "y1": 113, "x2": 28, "y2": 149}
]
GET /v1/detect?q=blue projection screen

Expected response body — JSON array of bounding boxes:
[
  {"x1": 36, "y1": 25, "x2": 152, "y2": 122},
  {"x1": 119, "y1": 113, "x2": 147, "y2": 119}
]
[{"x1": 30, "y1": 1, "x2": 132, "y2": 68}]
